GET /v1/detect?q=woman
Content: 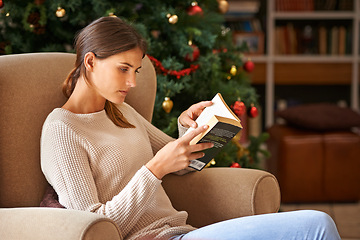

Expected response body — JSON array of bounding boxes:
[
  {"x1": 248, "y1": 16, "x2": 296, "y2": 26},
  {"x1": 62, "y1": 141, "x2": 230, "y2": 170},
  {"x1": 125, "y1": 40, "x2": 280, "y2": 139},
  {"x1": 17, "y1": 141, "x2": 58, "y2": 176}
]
[{"x1": 41, "y1": 17, "x2": 341, "y2": 240}]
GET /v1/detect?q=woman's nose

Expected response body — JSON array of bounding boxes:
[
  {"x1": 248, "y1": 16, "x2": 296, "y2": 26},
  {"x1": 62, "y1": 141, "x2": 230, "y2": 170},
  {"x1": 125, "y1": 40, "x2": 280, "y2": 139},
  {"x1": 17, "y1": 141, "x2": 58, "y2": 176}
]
[{"x1": 127, "y1": 75, "x2": 136, "y2": 88}]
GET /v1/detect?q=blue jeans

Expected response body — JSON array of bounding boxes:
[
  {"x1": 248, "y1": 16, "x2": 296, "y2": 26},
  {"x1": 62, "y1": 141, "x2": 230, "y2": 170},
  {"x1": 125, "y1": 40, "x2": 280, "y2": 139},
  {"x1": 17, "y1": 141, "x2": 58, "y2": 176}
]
[{"x1": 170, "y1": 210, "x2": 341, "y2": 240}]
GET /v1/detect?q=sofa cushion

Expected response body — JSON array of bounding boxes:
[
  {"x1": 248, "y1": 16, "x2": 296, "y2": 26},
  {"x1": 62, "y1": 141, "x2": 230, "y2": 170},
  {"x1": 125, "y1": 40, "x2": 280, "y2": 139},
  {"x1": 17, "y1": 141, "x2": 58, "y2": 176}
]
[
  {"x1": 40, "y1": 186, "x2": 65, "y2": 208},
  {"x1": 276, "y1": 103, "x2": 360, "y2": 131}
]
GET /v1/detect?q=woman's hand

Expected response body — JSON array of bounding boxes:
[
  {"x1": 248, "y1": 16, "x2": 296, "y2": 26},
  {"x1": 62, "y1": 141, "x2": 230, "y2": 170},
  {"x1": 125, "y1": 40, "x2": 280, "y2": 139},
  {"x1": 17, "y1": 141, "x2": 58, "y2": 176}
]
[
  {"x1": 145, "y1": 125, "x2": 214, "y2": 179},
  {"x1": 178, "y1": 101, "x2": 213, "y2": 129}
]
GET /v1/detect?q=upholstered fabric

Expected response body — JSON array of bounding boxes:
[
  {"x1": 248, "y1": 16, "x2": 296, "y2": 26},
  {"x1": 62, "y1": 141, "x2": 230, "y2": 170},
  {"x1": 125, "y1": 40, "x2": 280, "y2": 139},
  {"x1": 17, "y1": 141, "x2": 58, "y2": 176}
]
[
  {"x1": 40, "y1": 186, "x2": 65, "y2": 208},
  {"x1": 0, "y1": 53, "x2": 280, "y2": 239},
  {"x1": 0, "y1": 208, "x2": 120, "y2": 240},
  {"x1": 0, "y1": 53, "x2": 156, "y2": 208},
  {"x1": 163, "y1": 167, "x2": 280, "y2": 228},
  {"x1": 276, "y1": 103, "x2": 360, "y2": 131}
]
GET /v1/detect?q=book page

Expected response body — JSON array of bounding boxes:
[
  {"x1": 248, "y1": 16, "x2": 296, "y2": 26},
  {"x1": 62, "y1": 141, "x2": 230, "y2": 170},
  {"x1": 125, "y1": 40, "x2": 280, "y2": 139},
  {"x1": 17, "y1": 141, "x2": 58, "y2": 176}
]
[{"x1": 184, "y1": 93, "x2": 237, "y2": 135}]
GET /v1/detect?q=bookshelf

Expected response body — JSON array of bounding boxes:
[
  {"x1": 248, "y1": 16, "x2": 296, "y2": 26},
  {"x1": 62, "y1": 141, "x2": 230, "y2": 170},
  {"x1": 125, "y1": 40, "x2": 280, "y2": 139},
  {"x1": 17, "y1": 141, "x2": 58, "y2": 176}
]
[{"x1": 226, "y1": 0, "x2": 360, "y2": 128}]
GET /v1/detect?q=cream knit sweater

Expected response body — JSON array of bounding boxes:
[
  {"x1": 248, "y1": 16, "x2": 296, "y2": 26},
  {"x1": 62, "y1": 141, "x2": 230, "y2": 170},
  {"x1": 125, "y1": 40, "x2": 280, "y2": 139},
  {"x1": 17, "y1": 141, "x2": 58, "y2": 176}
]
[{"x1": 40, "y1": 103, "x2": 196, "y2": 240}]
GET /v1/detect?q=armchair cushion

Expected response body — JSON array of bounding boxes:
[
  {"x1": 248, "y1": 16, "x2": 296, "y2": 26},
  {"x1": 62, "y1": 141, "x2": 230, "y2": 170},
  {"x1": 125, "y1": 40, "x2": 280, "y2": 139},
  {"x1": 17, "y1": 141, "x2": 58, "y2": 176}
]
[
  {"x1": 0, "y1": 208, "x2": 121, "y2": 240},
  {"x1": 40, "y1": 186, "x2": 65, "y2": 208}
]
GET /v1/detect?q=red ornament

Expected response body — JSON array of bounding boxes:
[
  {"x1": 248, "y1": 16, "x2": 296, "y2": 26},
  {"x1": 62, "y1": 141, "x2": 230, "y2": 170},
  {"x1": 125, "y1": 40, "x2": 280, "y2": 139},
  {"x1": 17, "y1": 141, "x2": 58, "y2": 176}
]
[
  {"x1": 187, "y1": 2, "x2": 203, "y2": 16},
  {"x1": 0, "y1": 0, "x2": 4, "y2": 8},
  {"x1": 184, "y1": 44, "x2": 200, "y2": 62},
  {"x1": 231, "y1": 100, "x2": 246, "y2": 117},
  {"x1": 243, "y1": 59, "x2": 255, "y2": 73},
  {"x1": 248, "y1": 105, "x2": 258, "y2": 118},
  {"x1": 230, "y1": 162, "x2": 241, "y2": 168}
]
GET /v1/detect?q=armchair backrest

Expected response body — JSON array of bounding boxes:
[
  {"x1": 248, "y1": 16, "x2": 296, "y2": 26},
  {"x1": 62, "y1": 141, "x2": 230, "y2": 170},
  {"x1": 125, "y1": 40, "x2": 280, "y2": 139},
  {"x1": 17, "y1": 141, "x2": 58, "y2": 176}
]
[{"x1": 0, "y1": 53, "x2": 156, "y2": 207}]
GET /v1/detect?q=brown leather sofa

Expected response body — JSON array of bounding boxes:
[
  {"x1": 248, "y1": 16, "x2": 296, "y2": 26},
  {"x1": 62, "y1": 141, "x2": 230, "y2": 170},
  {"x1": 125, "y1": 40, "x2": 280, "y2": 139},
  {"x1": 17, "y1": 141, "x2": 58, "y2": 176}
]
[
  {"x1": 0, "y1": 53, "x2": 280, "y2": 239},
  {"x1": 267, "y1": 124, "x2": 360, "y2": 203}
]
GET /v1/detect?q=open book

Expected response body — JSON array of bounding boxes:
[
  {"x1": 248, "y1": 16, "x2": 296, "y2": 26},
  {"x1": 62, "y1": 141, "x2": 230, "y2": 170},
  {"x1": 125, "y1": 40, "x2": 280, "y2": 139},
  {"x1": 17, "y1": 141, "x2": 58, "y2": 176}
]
[{"x1": 184, "y1": 93, "x2": 243, "y2": 171}]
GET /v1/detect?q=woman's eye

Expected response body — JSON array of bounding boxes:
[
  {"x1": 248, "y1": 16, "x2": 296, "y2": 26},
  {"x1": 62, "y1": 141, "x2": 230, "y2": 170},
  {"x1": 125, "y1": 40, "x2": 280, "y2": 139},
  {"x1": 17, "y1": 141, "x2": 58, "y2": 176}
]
[
  {"x1": 135, "y1": 69, "x2": 140, "y2": 74},
  {"x1": 120, "y1": 68, "x2": 128, "y2": 72}
]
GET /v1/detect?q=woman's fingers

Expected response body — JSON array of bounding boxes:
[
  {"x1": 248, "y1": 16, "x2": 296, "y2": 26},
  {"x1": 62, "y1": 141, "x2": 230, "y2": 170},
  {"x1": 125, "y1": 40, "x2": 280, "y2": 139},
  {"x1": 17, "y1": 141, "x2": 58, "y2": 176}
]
[
  {"x1": 190, "y1": 101, "x2": 213, "y2": 112},
  {"x1": 180, "y1": 124, "x2": 209, "y2": 143},
  {"x1": 179, "y1": 101, "x2": 213, "y2": 128},
  {"x1": 189, "y1": 141, "x2": 214, "y2": 153},
  {"x1": 178, "y1": 125, "x2": 214, "y2": 160}
]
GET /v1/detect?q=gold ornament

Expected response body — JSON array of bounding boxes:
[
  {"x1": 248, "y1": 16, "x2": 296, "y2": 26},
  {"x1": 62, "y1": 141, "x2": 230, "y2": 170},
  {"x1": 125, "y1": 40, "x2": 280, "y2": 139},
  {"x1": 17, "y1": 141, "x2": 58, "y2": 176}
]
[
  {"x1": 232, "y1": 131, "x2": 242, "y2": 148},
  {"x1": 231, "y1": 131, "x2": 249, "y2": 159},
  {"x1": 55, "y1": 7, "x2": 66, "y2": 18},
  {"x1": 162, "y1": 97, "x2": 173, "y2": 113},
  {"x1": 168, "y1": 14, "x2": 178, "y2": 24},
  {"x1": 230, "y1": 65, "x2": 237, "y2": 76},
  {"x1": 218, "y1": 0, "x2": 229, "y2": 14},
  {"x1": 205, "y1": 159, "x2": 216, "y2": 168}
]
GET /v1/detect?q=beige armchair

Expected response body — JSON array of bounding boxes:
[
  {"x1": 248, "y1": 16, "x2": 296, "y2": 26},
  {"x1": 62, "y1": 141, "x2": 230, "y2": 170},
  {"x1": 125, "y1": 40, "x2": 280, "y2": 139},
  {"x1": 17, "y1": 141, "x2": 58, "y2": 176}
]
[{"x1": 0, "y1": 53, "x2": 280, "y2": 240}]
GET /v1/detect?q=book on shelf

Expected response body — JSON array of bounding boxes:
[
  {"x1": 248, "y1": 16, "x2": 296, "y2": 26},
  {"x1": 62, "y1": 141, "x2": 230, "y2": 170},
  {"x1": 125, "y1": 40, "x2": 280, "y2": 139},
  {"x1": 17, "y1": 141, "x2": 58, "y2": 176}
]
[
  {"x1": 275, "y1": 23, "x2": 298, "y2": 54},
  {"x1": 338, "y1": 26, "x2": 346, "y2": 55},
  {"x1": 276, "y1": 0, "x2": 314, "y2": 11},
  {"x1": 275, "y1": 23, "x2": 351, "y2": 55},
  {"x1": 330, "y1": 26, "x2": 339, "y2": 55},
  {"x1": 184, "y1": 93, "x2": 243, "y2": 171},
  {"x1": 318, "y1": 25, "x2": 327, "y2": 55},
  {"x1": 276, "y1": 0, "x2": 354, "y2": 11}
]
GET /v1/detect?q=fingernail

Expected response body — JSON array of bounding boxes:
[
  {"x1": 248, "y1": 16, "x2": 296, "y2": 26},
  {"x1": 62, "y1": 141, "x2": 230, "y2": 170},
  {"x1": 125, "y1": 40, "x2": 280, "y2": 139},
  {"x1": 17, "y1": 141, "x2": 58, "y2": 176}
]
[{"x1": 203, "y1": 125, "x2": 209, "y2": 129}]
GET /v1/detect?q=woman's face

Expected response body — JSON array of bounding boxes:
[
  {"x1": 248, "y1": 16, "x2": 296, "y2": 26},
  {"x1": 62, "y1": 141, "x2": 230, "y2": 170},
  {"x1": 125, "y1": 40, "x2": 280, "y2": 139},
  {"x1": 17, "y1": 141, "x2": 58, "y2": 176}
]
[{"x1": 89, "y1": 47, "x2": 143, "y2": 105}]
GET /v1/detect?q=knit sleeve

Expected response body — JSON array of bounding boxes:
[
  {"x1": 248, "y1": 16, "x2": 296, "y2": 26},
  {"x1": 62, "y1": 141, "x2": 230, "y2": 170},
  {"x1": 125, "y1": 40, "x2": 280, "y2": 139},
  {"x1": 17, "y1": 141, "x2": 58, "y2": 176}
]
[
  {"x1": 136, "y1": 112, "x2": 197, "y2": 176},
  {"x1": 40, "y1": 121, "x2": 162, "y2": 238},
  {"x1": 143, "y1": 119, "x2": 174, "y2": 154},
  {"x1": 124, "y1": 104, "x2": 195, "y2": 176},
  {"x1": 177, "y1": 117, "x2": 189, "y2": 138}
]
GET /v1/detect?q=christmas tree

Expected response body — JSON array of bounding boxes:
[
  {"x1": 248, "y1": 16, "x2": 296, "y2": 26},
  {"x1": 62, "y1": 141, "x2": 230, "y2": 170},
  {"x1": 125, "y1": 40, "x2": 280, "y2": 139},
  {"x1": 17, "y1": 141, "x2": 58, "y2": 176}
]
[{"x1": 0, "y1": 0, "x2": 269, "y2": 169}]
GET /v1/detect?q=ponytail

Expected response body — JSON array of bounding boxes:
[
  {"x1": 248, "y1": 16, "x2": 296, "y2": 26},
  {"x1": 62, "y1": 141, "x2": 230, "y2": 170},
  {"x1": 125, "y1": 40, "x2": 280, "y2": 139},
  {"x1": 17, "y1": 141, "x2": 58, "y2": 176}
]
[
  {"x1": 62, "y1": 67, "x2": 78, "y2": 98},
  {"x1": 105, "y1": 101, "x2": 135, "y2": 128}
]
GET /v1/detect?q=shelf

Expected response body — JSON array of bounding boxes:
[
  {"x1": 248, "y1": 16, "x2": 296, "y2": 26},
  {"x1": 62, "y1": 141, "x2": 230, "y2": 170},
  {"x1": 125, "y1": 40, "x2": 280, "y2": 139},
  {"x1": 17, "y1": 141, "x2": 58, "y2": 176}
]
[
  {"x1": 230, "y1": 0, "x2": 360, "y2": 127},
  {"x1": 273, "y1": 11, "x2": 355, "y2": 19},
  {"x1": 251, "y1": 55, "x2": 356, "y2": 63},
  {"x1": 274, "y1": 62, "x2": 353, "y2": 85},
  {"x1": 272, "y1": 55, "x2": 355, "y2": 63},
  {"x1": 249, "y1": 62, "x2": 353, "y2": 85},
  {"x1": 247, "y1": 55, "x2": 268, "y2": 63}
]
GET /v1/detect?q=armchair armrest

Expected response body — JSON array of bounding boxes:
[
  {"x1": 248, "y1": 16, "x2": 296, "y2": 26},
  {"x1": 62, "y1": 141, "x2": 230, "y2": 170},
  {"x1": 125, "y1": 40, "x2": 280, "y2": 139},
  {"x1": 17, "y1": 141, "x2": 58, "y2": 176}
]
[
  {"x1": 162, "y1": 167, "x2": 280, "y2": 228},
  {"x1": 0, "y1": 207, "x2": 120, "y2": 240}
]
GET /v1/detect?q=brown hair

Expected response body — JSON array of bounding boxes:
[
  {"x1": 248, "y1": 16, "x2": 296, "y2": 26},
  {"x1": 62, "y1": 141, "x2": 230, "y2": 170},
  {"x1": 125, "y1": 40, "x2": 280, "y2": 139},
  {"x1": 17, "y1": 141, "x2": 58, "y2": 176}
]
[{"x1": 63, "y1": 17, "x2": 147, "y2": 128}]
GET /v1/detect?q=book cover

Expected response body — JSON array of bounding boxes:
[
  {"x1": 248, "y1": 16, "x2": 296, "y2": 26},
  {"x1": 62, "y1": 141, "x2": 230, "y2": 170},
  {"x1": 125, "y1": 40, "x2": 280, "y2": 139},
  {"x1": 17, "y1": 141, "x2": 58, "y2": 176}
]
[{"x1": 184, "y1": 93, "x2": 243, "y2": 171}]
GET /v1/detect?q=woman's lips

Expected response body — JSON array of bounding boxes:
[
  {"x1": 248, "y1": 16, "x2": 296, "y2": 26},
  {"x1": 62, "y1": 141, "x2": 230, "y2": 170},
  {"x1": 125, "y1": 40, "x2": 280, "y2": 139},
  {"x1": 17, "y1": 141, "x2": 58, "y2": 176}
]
[{"x1": 119, "y1": 90, "x2": 129, "y2": 96}]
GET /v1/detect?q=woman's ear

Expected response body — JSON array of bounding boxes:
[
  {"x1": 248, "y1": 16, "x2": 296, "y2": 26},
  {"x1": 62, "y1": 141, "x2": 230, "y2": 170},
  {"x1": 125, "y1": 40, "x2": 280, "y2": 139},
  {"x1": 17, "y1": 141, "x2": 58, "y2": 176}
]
[{"x1": 83, "y1": 52, "x2": 96, "y2": 72}]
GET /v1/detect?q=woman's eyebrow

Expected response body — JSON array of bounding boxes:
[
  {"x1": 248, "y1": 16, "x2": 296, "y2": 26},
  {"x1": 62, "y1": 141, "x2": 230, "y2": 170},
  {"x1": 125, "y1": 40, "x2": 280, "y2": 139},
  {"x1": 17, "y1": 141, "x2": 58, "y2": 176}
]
[
  {"x1": 119, "y1": 62, "x2": 133, "y2": 67},
  {"x1": 119, "y1": 62, "x2": 142, "y2": 69}
]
